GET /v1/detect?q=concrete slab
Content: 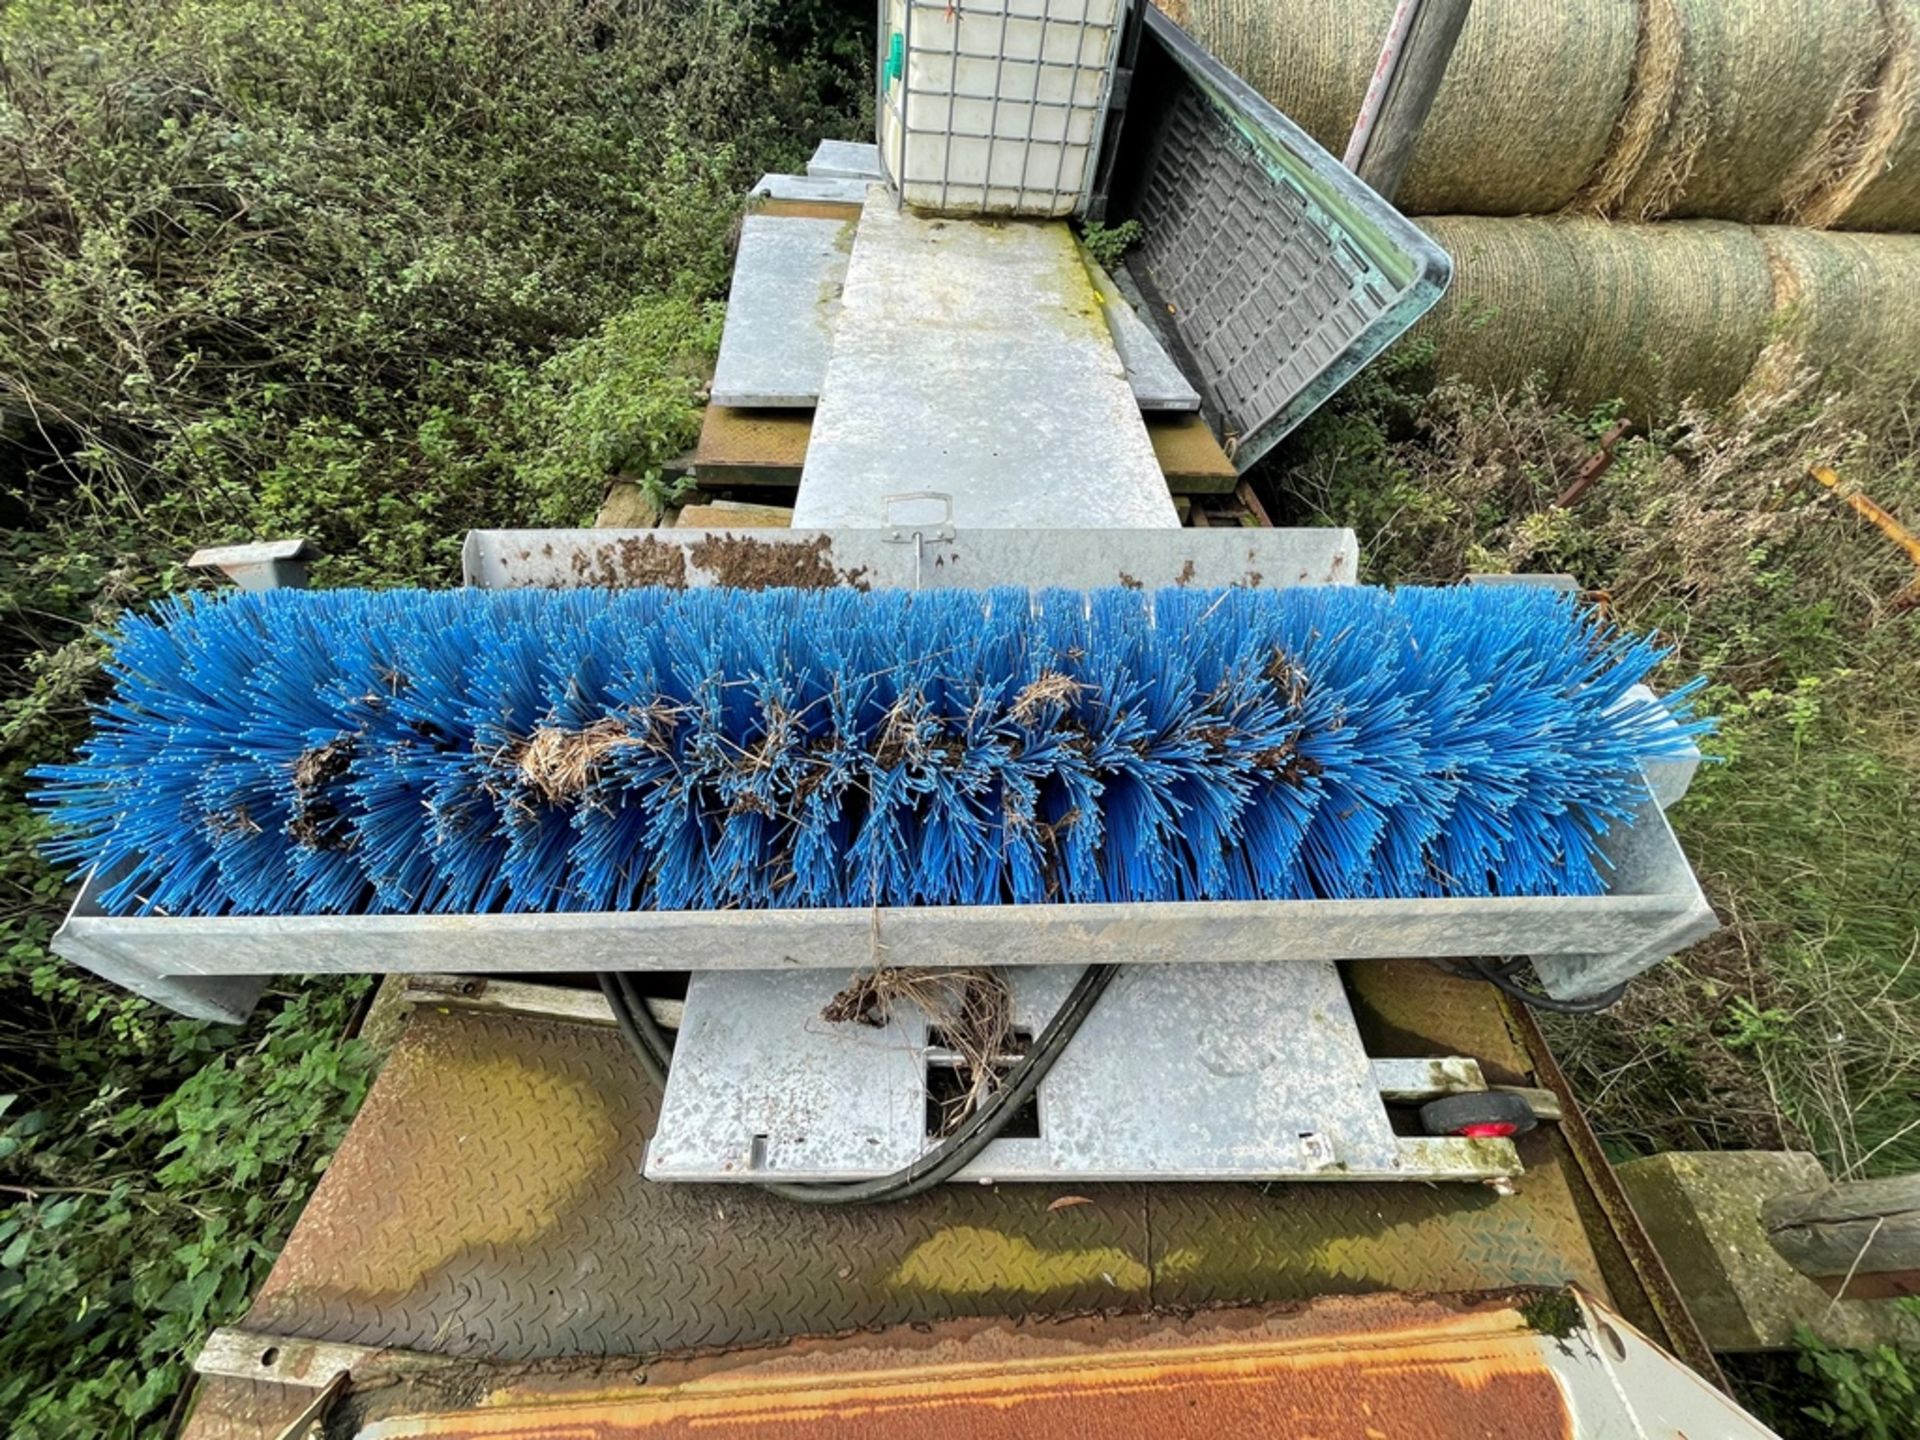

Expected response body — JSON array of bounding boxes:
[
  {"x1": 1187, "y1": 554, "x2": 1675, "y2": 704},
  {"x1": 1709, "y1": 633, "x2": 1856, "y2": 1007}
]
[
  {"x1": 807, "y1": 138, "x2": 884, "y2": 181},
  {"x1": 1617, "y1": 1150, "x2": 1920, "y2": 1351},
  {"x1": 794, "y1": 192, "x2": 1177, "y2": 530},
  {"x1": 709, "y1": 215, "x2": 855, "y2": 409}
]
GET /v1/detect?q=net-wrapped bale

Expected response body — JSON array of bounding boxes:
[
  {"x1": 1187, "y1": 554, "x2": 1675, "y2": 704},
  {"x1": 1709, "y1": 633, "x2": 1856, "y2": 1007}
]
[
  {"x1": 1170, "y1": 0, "x2": 1901, "y2": 229},
  {"x1": 1749, "y1": 227, "x2": 1920, "y2": 392},
  {"x1": 1618, "y1": 0, "x2": 1887, "y2": 223},
  {"x1": 1787, "y1": 0, "x2": 1920, "y2": 232},
  {"x1": 1175, "y1": 0, "x2": 1637, "y2": 216},
  {"x1": 1415, "y1": 216, "x2": 1774, "y2": 416},
  {"x1": 1407, "y1": 217, "x2": 1588, "y2": 401}
]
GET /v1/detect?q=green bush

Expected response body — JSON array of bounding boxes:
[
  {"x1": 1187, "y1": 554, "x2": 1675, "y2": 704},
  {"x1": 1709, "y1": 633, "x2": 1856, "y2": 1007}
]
[
  {"x1": 1268, "y1": 357, "x2": 1920, "y2": 1178},
  {"x1": 0, "y1": 1, "x2": 867, "y2": 1432},
  {"x1": 0, "y1": 978, "x2": 375, "y2": 1435},
  {"x1": 1797, "y1": 1336, "x2": 1920, "y2": 1440}
]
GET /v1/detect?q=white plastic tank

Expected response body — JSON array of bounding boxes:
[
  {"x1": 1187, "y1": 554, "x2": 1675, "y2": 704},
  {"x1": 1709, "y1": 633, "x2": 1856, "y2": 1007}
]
[{"x1": 878, "y1": 0, "x2": 1126, "y2": 218}]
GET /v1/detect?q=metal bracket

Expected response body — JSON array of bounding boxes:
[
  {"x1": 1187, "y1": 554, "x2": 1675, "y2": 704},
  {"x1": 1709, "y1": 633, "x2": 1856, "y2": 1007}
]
[
  {"x1": 881, "y1": 491, "x2": 955, "y2": 587},
  {"x1": 187, "y1": 538, "x2": 319, "y2": 591},
  {"x1": 644, "y1": 964, "x2": 1524, "y2": 1184}
]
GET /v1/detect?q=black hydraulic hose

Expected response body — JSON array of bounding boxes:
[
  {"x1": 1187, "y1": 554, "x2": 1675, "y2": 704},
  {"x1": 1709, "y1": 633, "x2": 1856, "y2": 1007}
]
[
  {"x1": 597, "y1": 963, "x2": 1119, "y2": 1205},
  {"x1": 1428, "y1": 956, "x2": 1630, "y2": 1014},
  {"x1": 596, "y1": 971, "x2": 670, "y2": 1088}
]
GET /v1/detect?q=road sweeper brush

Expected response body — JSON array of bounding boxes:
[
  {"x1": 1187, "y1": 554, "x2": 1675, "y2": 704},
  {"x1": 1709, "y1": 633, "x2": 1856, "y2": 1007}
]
[{"x1": 34, "y1": 582, "x2": 1707, "y2": 920}]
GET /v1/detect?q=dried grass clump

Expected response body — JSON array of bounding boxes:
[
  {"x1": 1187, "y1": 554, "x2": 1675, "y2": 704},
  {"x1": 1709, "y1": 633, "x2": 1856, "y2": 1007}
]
[
  {"x1": 823, "y1": 967, "x2": 1016, "y2": 1133},
  {"x1": 1577, "y1": 0, "x2": 1688, "y2": 217},
  {"x1": 1791, "y1": 0, "x2": 1920, "y2": 231},
  {"x1": 1008, "y1": 669, "x2": 1089, "y2": 726},
  {"x1": 1746, "y1": 227, "x2": 1920, "y2": 399},
  {"x1": 1642, "y1": 0, "x2": 1886, "y2": 223}
]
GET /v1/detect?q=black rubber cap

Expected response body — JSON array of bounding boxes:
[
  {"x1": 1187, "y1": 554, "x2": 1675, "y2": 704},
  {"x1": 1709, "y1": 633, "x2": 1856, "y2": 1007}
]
[{"x1": 1418, "y1": 1090, "x2": 1540, "y2": 1138}]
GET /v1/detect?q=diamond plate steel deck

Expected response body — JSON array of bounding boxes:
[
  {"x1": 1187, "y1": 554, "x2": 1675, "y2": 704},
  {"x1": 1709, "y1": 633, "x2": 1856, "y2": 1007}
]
[{"x1": 238, "y1": 979, "x2": 1611, "y2": 1366}]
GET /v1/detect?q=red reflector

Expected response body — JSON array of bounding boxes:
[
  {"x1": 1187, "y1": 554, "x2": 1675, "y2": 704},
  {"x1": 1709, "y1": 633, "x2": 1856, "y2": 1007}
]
[{"x1": 1458, "y1": 1122, "x2": 1519, "y2": 1139}]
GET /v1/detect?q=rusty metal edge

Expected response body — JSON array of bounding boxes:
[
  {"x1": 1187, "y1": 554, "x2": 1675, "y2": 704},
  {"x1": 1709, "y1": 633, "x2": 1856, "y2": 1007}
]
[{"x1": 1505, "y1": 998, "x2": 1730, "y2": 1391}]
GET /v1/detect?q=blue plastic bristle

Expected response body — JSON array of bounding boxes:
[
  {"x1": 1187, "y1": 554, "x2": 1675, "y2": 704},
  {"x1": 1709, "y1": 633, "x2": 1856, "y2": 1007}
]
[{"x1": 32, "y1": 583, "x2": 1713, "y2": 918}]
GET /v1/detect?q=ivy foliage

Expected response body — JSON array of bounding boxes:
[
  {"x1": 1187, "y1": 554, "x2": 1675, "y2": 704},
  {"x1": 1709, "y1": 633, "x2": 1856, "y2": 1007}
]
[{"x1": 0, "y1": 1, "x2": 867, "y2": 1433}]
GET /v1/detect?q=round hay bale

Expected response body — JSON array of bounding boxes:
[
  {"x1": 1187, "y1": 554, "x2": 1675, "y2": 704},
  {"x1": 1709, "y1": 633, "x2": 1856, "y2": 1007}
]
[
  {"x1": 1554, "y1": 220, "x2": 1775, "y2": 412},
  {"x1": 1412, "y1": 216, "x2": 1589, "y2": 398},
  {"x1": 1611, "y1": 0, "x2": 1887, "y2": 223},
  {"x1": 1577, "y1": 0, "x2": 1688, "y2": 216},
  {"x1": 1749, "y1": 227, "x2": 1920, "y2": 392},
  {"x1": 1178, "y1": 0, "x2": 1636, "y2": 215},
  {"x1": 1790, "y1": 0, "x2": 1920, "y2": 231},
  {"x1": 1414, "y1": 216, "x2": 1774, "y2": 416}
]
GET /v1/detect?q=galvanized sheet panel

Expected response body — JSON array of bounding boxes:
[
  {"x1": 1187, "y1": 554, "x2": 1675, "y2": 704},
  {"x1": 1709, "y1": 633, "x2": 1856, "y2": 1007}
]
[
  {"x1": 459, "y1": 525, "x2": 1358, "y2": 591},
  {"x1": 707, "y1": 215, "x2": 853, "y2": 408},
  {"x1": 645, "y1": 963, "x2": 1517, "y2": 1183},
  {"x1": 53, "y1": 791, "x2": 1711, "y2": 1000},
  {"x1": 792, "y1": 193, "x2": 1177, "y2": 529},
  {"x1": 806, "y1": 139, "x2": 885, "y2": 181}
]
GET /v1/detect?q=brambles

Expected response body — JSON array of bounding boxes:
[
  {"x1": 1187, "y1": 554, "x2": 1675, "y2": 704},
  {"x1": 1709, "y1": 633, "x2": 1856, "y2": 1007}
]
[{"x1": 0, "y1": 2, "x2": 868, "y2": 1434}]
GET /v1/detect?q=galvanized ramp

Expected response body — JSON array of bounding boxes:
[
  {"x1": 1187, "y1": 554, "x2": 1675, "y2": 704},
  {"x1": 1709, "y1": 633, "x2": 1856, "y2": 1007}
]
[
  {"x1": 1084, "y1": 245, "x2": 1201, "y2": 411},
  {"x1": 751, "y1": 173, "x2": 872, "y2": 206},
  {"x1": 807, "y1": 138, "x2": 885, "y2": 180},
  {"x1": 710, "y1": 189, "x2": 1205, "y2": 415},
  {"x1": 793, "y1": 191, "x2": 1177, "y2": 529},
  {"x1": 707, "y1": 213, "x2": 854, "y2": 408}
]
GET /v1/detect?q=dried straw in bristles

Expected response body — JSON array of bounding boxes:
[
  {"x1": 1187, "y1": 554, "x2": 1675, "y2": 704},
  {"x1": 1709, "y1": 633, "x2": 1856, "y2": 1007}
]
[
  {"x1": 512, "y1": 717, "x2": 651, "y2": 805},
  {"x1": 1181, "y1": 0, "x2": 1635, "y2": 216}
]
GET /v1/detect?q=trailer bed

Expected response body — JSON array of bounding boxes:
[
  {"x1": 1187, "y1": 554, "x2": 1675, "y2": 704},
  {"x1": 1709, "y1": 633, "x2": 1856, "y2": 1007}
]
[{"x1": 182, "y1": 960, "x2": 1714, "y2": 1437}]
